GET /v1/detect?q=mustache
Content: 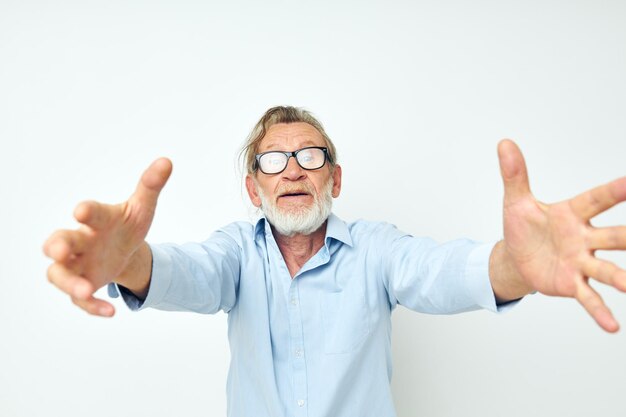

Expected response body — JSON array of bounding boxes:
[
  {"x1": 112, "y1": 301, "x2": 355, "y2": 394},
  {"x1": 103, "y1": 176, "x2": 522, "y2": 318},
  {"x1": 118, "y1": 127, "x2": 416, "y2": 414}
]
[{"x1": 276, "y1": 182, "x2": 316, "y2": 197}]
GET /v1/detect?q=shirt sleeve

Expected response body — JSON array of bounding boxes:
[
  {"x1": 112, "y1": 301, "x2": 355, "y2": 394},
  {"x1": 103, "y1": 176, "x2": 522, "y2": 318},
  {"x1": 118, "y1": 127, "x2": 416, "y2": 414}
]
[
  {"x1": 379, "y1": 223, "x2": 519, "y2": 314},
  {"x1": 108, "y1": 228, "x2": 242, "y2": 314}
]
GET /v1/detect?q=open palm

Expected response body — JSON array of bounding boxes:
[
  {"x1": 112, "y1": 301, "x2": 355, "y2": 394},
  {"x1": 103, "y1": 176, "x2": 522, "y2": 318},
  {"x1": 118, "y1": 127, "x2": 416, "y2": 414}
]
[{"x1": 498, "y1": 140, "x2": 626, "y2": 332}]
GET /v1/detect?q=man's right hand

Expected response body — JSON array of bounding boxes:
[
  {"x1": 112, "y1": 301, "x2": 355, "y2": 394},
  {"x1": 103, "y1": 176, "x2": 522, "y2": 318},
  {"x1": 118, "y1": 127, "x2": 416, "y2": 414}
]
[{"x1": 43, "y1": 158, "x2": 173, "y2": 317}]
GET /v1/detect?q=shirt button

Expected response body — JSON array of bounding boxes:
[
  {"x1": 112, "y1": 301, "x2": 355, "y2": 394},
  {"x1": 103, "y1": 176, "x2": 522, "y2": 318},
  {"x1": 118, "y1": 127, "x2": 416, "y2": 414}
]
[
  {"x1": 295, "y1": 348, "x2": 303, "y2": 358},
  {"x1": 290, "y1": 298, "x2": 298, "y2": 306},
  {"x1": 297, "y1": 400, "x2": 305, "y2": 407}
]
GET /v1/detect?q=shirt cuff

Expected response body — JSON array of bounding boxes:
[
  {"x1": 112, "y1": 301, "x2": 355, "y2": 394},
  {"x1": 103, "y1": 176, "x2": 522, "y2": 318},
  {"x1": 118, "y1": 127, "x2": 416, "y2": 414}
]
[{"x1": 465, "y1": 241, "x2": 521, "y2": 313}]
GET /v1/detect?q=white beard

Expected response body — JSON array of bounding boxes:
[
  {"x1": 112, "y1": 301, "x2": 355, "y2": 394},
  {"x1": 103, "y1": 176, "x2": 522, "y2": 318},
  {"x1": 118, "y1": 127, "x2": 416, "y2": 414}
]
[{"x1": 256, "y1": 178, "x2": 333, "y2": 237}]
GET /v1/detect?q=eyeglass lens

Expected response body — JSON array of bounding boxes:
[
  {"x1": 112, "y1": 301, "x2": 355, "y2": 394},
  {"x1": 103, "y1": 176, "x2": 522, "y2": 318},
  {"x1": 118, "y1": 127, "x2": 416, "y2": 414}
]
[{"x1": 259, "y1": 148, "x2": 326, "y2": 174}]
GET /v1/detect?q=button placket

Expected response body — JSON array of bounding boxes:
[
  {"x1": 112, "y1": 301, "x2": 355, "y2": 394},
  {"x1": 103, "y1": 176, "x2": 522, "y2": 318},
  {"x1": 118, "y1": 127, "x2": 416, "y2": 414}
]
[
  {"x1": 288, "y1": 279, "x2": 308, "y2": 416},
  {"x1": 266, "y1": 220, "x2": 309, "y2": 415}
]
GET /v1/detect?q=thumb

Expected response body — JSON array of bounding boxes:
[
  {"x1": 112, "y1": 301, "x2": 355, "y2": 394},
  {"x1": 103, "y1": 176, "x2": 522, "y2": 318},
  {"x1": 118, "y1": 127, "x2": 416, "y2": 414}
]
[
  {"x1": 132, "y1": 158, "x2": 173, "y2": 209},
  {"x1": 497, "y1": 139, "x2": 531, "y2": 205}
]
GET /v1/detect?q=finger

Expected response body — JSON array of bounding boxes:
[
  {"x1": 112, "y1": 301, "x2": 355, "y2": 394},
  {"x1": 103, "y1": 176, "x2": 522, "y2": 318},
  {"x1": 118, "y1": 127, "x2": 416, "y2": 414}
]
[
  {"x1": 74, "y1": 200, "x2": 116, "y2": 230},
  {"x1": 569, "y1": 176, "x2": 626, "y2": 221},
  {"x1": 587, "y1": 226, "x2": 626, "y2": 250},
  {"x1": 130, "y1": 158, "x2": 173, "y2": 210},
  {"x1": 71, "y1": 295, "x2": 115, "y2": 317},
  {"x1": 497, "y1": 139, "x2": 532, "y2": 206},
  {"x1": 581, "y1": 257, "x2": 626, "y2": 292},
  {"x1": 575, "y1": 281, "x2": 619, "y2": 333},
  {"x1": 47, "y1": 262, "x2": 94, "y2": 300},
  {"x1": 43, "y1": 229, "x2": 88, "y2": 261}
]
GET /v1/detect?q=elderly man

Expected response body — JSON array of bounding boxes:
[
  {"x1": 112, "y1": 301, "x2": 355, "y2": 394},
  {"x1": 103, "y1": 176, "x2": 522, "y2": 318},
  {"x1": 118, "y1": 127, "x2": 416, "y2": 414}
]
[{"x1": 44, "y1": 106, "x2": 626, "y2": 417}]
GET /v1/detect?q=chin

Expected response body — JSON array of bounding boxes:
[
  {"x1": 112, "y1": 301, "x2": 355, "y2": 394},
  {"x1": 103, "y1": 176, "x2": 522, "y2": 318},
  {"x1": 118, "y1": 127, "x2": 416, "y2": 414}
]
[{"x1": 277, "y1": 204, "x2": 313, "y2": 214}]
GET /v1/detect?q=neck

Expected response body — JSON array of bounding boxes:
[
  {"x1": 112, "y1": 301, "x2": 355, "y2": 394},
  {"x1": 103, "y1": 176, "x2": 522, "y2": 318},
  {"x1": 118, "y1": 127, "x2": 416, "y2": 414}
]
[{"x1": 272, "y1": 221, "x2": 328, "y2": 278}]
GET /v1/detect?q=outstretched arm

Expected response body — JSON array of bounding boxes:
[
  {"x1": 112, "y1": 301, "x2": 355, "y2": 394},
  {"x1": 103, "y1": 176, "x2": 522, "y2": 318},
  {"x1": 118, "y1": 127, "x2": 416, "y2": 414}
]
[
  {"x1": 43, "y1": 158, "x2": 173, "y2": 317},
  {"x1": 489, "y1": 140, "x2": 626, "y2": 332}
]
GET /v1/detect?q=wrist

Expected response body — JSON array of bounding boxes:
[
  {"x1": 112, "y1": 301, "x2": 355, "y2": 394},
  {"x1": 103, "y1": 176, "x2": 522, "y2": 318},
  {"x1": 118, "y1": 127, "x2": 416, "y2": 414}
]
[
  {"x1": 489, "y1": 240, "x2": 534, "y2": 302},
  {"x1": 114, "y1": 242, "x2": 152, "y2": 299}
]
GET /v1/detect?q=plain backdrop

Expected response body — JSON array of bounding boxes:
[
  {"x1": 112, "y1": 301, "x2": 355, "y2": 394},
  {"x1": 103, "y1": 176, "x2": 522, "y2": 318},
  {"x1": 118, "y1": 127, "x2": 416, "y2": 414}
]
[{"x1": 1, "y1": 1, "x2": 625, "y2": 416}]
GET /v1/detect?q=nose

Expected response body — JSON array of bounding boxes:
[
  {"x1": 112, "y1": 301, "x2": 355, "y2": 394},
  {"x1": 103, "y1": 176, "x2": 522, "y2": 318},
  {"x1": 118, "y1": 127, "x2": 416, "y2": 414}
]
[{"x1": 282, "y1": 155, "x2": 306, "y2": 181}]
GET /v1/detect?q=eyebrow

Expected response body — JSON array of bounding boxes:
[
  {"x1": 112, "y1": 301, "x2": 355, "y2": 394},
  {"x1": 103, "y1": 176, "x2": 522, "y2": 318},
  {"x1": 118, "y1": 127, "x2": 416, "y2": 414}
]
[{"x1": 260, "y1": 140, "x2": 320, "y2": 152}]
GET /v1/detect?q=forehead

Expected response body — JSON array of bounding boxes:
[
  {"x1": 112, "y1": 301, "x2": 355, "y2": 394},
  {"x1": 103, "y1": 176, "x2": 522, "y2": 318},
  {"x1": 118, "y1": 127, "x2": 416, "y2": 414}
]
[{"x1": 258, "y1": 122, "x2": 325, "y2": 152}]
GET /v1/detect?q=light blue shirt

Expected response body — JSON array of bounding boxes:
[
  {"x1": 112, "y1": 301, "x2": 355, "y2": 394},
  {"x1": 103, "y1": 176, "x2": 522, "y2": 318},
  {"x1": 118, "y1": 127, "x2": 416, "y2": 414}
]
[{"x1": 109, "y1": 214, "x2": 507, "y2": 417}]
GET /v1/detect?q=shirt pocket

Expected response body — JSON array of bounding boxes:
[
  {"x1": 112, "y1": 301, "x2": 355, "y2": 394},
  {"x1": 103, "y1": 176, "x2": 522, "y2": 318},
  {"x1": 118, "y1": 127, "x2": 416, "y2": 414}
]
[{"x1": 320, "y1": 289, "x2": 370, "y2": 354}]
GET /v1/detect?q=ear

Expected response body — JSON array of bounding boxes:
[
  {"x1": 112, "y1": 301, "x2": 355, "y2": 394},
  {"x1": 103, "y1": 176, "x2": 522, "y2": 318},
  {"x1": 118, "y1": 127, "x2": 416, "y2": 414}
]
[
  {"x1": 331, "y1": 165, "x2": 342, "y2": 198},
  {"x1": 245, "y1": 175, "x2": 262, "y2": 208}
]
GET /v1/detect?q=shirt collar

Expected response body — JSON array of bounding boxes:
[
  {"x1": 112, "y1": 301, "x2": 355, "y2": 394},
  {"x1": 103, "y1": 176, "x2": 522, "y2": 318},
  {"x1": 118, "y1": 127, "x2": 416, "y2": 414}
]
[
  {"x1": 325, "y1": 213, "x2": 353, "y2": 247},
  {"x1": 253, "y1": 213, "x2": 353, "y2": 247},
  {"x1": 253, "y1": 215, "x2": 266, "y2": 240}
]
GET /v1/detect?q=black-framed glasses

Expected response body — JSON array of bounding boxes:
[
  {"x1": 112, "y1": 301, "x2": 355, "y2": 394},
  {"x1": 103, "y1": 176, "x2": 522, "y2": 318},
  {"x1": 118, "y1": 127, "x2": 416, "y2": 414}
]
[{"x1": 254, "y1": 146, "x2": 329, "y2": 174}]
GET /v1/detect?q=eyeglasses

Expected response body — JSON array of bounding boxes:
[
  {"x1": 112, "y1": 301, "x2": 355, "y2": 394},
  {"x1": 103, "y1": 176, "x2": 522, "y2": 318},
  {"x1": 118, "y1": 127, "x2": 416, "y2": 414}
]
[{"x1": 254, "y1": 146, "x2": 329, "y2": 174}]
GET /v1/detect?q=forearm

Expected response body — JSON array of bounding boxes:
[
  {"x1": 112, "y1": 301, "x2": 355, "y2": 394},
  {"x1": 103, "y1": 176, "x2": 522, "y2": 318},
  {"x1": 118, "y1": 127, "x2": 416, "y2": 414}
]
[
  {"x1": 114, "y1": 242, "x2": 152, "y2": 300},
  {"x1": 489, "y1": 240, "x2": 534, "y2": 302}
]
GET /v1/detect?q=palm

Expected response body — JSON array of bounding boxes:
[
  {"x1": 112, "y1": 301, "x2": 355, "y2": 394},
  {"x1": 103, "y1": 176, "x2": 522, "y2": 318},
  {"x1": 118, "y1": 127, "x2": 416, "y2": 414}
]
[
  {"x1": 498, "y1": 140, "x2": 626, "y2": 332},
  {"x1": 504, "y1": 197, "x2": 586, "y2": 296},
  {"x1": 74, "y1": 199, "x2": 154, "y2": 289}
]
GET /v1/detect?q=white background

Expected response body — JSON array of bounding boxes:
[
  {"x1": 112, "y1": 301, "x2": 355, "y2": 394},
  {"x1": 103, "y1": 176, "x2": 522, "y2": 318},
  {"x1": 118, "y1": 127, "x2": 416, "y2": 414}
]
[{"x1": 1, "y1": 1, "x2": 625, "y2": 416}]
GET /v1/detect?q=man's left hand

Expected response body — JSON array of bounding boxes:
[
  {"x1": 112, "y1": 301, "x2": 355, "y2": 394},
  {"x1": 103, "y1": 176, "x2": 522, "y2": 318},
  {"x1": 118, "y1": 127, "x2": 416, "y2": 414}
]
[{"x1": 494, "y1": 139, "x2": 626, "y2": 332}]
